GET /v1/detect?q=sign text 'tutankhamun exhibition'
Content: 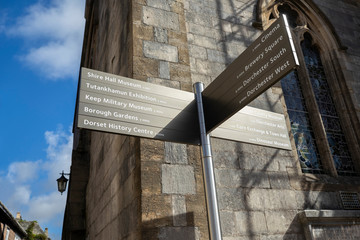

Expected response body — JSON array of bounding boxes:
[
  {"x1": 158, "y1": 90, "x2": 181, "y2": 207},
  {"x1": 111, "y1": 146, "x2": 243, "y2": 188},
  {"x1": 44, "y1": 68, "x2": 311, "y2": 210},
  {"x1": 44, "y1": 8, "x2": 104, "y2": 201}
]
[{"x1": 77, "y1": 15, "x2": 297, "y2": 150}]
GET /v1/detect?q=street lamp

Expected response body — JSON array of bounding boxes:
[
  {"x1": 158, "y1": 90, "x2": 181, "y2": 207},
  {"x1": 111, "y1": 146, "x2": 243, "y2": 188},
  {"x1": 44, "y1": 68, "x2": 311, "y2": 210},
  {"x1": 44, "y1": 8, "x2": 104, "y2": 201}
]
[{"x1": 57, "y1": 171, "x2": 70, "y2": 195}]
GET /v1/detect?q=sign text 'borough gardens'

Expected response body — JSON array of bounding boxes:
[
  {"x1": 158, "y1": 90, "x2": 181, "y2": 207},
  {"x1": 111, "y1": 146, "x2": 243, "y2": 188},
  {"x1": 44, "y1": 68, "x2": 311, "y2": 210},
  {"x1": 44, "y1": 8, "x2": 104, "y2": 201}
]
[{"x1": 76, "y1": 15, "x2": 296, "y2": 150}]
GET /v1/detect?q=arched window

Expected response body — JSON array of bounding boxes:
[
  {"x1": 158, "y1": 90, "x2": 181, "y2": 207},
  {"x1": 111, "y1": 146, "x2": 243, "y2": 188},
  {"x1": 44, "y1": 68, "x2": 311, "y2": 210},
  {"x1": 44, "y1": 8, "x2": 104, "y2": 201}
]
[{"x1": 256, "y1": 1, "x2": 360, "y2": 177}]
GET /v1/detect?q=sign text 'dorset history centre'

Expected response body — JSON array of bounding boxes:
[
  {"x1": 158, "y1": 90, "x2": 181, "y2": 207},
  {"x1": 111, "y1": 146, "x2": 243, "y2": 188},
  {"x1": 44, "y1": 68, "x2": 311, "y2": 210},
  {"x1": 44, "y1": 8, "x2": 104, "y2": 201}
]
[
  {"x1": 77, "y1": 68, "x2": 200, "y2": 145},
  {"x1": 76, "y1": 14, "x2": 296, "y2": 150}
]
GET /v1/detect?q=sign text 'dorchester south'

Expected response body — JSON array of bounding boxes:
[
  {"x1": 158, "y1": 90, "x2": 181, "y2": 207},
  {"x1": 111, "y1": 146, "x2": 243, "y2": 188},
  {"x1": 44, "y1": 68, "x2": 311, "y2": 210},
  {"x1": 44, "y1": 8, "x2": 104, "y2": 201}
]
[{"x1": 202, "y1": 15, "x2": 299, "y2": 132}]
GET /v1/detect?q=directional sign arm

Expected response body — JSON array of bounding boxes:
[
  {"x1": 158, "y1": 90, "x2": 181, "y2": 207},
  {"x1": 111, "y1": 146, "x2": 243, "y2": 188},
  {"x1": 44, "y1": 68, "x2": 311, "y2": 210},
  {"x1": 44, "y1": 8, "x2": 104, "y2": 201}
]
[{"x1": 202, "y1": 15, "x2": 299, "y2": 133}]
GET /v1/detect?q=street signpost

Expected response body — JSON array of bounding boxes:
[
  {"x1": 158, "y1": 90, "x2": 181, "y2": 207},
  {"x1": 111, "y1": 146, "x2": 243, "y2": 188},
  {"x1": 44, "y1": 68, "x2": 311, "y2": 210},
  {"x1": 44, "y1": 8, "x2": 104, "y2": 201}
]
[
  {"x1": 202, "y1": 14, "x2": 299, "y2": 132},
  {"x1": 76, "y1": 14, "x2": 298, "y2": 240},
  {"x1": 193, "y1": 14, "x2": 297, "y2": 240},
  {"x1": 77, "y1": 67, "x2": 200, "y2": 145},
  {"x1": 212, "y1": 106, "x2": 291, "y2": 150},
  {"x1": 77, "y1": 68, "x2": 291, "y2": 149}
]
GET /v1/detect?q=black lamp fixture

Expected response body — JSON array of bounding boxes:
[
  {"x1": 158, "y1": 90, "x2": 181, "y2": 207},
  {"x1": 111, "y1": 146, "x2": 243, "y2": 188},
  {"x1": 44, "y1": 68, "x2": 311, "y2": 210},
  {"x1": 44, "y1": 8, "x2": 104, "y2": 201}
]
[{"x1": 57, "y1": 171, "x2": 70, "y2": 195}]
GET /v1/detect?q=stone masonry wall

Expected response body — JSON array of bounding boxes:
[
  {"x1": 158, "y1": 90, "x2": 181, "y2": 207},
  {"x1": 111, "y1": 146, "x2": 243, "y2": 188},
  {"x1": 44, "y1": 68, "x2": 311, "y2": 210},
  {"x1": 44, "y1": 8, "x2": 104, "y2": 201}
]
[
  {"x1": 132, "y1": 0, "x2": 210, "y2": 239},
  {"x1": 183, "y1": 0, "x2": 360, "y2": 239},
  {"x1": 86, "y1": 133, "x2": 141, "y2": 239},
  {"x1": 134, "y1": 0, "x2": 360, "y2": 239},
  {"x1": 84, "y1": 1, "x2": 142, "y2": 239},
  {"x1": 183, "y1": 1, "x2": 302, "y2": 238},
  {"x1": 79, "y1": 0, "x2": 360, "y2": 239}
]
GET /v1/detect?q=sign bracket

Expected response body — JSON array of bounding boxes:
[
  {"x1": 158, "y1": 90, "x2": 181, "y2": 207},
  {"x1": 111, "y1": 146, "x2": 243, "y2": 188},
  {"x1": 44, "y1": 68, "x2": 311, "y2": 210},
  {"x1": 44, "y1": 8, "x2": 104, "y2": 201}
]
[{"x1": 194, "y1": 82, "x2": 222, "y2": 240}]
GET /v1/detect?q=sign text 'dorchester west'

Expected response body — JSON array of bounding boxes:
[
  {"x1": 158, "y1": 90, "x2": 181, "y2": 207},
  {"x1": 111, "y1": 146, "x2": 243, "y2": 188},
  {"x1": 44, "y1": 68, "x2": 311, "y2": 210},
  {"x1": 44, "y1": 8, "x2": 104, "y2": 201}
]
[
  {"x1": 77, "y1": 15, "x2": 296, "y2": 149},
  {"x1": 202, "y1": 15, "x2": 299, "y2": 132}
]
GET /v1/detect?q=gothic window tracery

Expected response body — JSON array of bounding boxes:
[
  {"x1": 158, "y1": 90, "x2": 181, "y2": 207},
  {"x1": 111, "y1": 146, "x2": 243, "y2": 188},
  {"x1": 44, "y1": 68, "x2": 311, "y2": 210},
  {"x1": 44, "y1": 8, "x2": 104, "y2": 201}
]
[{"x1": 259, "y1": 1, "x2": 359, "y2": 176}]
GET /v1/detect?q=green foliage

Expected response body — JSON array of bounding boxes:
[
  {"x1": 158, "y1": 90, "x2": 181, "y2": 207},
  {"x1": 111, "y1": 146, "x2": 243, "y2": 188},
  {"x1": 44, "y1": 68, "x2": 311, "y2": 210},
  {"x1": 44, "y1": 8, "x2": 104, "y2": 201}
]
[{"x1": 25, "y1": 221, "x2": 48, "y2": 240}]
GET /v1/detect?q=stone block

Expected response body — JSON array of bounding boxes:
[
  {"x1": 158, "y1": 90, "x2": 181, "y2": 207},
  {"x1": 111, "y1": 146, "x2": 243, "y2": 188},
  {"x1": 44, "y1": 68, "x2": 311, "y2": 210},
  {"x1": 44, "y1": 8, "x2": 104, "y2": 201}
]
[
  {"x1": 188, "y1": 33, "x2": 218, "y2": 49},
  {"x1": 143, "y1": 6, "x2": 179, "y2": 31},
  {"x1": 143, "y1": 41, "x2": 178, "y2": 62},
  {"x1": 169, "y1": 63, "x2": 191, "y2": 83},
  {"x1": 133, "y1": 23, "x2": 154, "y2": 41},
  {"x1": 170, "y1": 1, "x2": 184, "y2": 14},
  {"x1": 259, "y1": 234, "x2": 304, "y2": 240},
  {"x1": 147, "y1": 0, "x2": 172, "y2": 11},
  {"x1": 154, "y1": 27, "x2": 168, "y2": 43},
  {"x1": 187, "y1": 22, "x2": 222, "y2": 39},
  {"x1": 265, "y1": 210, "x2": 301, "y2": 234},
  {"x1": 177, "y1": 44, "x2": 190, "y2": 65},
  {"x1": 212, "y1": 139, "x2": 241, "y2": 169},
  {"x1": 207, "y1": 49, "x2": 226, "y2": 63},
  {"x1": 168, "y1": 31, "x2": 187, "y2": 46},
  {"x1": 180, "y1": 82, "x2": 193, "y2": 92},
  {"x1": 217, "y1": 187, "x2": 246, "y2": 211},
  {"x1": 140, "y1": 138, "x2": 165, "y2": 162},
  {"x1": 235, "y1": 211, "x2": 268, "y2": 235},
  {"x1": 220, "y1": 20, "x2": 233, "y2": 33},
  {"x1": 142, "y1": 195, "x2": 172, "y2": 225},
  {"x1": 220, "y1": 211, "x2": 236, "y2": 237},
  {"x1": 185, "y1": 195, "x2": 208, "y2": 226},
  {"x1": 217, "y1": 41, "x2": 247, "y2": 59},
  {"x1": 295, "y1": 191, "x2": 341, "y2": 209},
  {"x1": 265, "y1": 148, "x2": 293, "y2": 172},
  {"x1": 237, "y1": 145, "x2": 280, "y2": 172},
  {"x1": 162, "y1": 164, "x2": 196, "y2": 194},
  {"x1": 132, "y1": 3, "x2": 143, "y2": 24},
  {"x1": 172, "y1": 195, "x2": 187, "y2": 226},
  {"x1": 133, "y1": 38, "x2": 144, "y2": 57},
  {"x1": 158, "y1": 227, "x2": 200, "y2": 240},
  {"x1": 165, "y1": 142, "x2": 188, "y2": 164},
  {"x1": 178, "y1": 11, "x2": 187, "y2": 33},
  {"x1": 224, "y1": 238, "x2": 260, "y2": 240},
  {"x1": 190, "y1": 57, "x2": 197, "y2": 72},
  {"x1": 159, "y1": 61, "x2": 170, "y2": 79},
  {"x1": 246, "y1": 189, "x2": 298, "y2": 211},
  {"x1": 187, "y1": 1, "x2": 217, "y2": 16},
  {"x1": 195, "y1": 59, "x2": 225, "y2": 76},
  {"x1": 185, "y1": 11, "x2": 214, "y2": 28},
  {"x1": 133, "y1": 56, "x2": 159, "y2": 78},
  {"x1": 188, "y1": 44, "x2": 207, "y2": 60},
  {"x1": 141, "y1": 161, "x2": 162, "y2": 195},
  {"x1": 147, "y1": 77, "x2": 180, "y2": 89},
  {"x1": 215, "y1": 169, "x2": 270, "y2": 189},
  {"x1": 268, "y1": 172, "x2": 292, "y2": 189}
]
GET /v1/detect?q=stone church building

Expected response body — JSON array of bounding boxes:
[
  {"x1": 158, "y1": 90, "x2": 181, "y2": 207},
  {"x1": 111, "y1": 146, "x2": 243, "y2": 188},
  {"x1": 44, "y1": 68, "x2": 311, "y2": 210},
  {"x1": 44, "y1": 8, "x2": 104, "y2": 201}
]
[{"x1": 62, "y1": 0, "x2": 360, "y2": 239}]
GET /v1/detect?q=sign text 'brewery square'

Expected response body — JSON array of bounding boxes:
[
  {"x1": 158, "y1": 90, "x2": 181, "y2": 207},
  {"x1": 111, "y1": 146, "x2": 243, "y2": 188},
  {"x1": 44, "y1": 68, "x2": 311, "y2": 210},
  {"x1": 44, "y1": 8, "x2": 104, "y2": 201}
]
[{"x1": 76, "y1": 15, "x2": 298, "y2": 150}]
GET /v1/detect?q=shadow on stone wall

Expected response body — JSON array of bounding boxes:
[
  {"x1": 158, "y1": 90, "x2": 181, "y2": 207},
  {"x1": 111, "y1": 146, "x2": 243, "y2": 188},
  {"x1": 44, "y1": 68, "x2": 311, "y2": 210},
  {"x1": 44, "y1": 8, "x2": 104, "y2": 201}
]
[
  {"x1": 142, "y1": 213, "x2": 199, "y2": 240},
  {"x1": 283, "y1": 213, "x2": 306, "y2": 240}
]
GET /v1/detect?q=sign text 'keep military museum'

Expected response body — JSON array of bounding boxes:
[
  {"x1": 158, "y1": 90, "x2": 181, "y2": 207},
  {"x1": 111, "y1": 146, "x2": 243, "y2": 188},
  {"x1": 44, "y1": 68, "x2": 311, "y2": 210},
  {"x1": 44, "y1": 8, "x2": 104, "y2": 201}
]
[{"x1": 76, "y1": 15, "x2": 298, "y2": 150}]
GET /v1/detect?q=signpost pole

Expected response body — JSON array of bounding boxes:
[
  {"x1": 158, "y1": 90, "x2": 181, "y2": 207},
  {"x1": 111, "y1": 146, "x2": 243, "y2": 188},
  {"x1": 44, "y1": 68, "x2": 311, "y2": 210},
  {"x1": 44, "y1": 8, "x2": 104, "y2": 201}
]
[{"x1": 194, "y1": 82, "x2": 222, "y2": 240}]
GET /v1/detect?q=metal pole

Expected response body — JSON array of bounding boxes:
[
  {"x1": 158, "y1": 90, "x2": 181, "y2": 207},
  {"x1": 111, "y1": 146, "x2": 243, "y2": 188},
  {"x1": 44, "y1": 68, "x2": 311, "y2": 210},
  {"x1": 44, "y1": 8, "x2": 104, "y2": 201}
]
[{"x1": 194, "y1": 82, "x2": 222, "y2": 240}]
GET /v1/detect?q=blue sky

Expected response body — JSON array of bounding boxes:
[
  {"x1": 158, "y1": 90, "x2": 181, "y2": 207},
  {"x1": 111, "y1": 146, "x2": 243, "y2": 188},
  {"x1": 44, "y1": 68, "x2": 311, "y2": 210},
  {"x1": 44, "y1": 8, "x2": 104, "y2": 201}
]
[{"x1": 0, "y1": 0, "x2": 85, "y2": 239}]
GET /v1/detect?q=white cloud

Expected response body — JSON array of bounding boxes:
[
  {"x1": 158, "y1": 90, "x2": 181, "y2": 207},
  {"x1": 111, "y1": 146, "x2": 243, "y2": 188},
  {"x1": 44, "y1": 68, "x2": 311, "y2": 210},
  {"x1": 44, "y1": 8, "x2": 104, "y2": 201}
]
[
  {"x1": 6, "y1": 160, "x2": 42, "y2": 183},
  {"x1": 43, "y1": 127, "x2": 73, "y2": 185},
  {"x1": 6, "y1": 0, "x2": 85, "y2": 80},
  {"x1": 21, "y1": 39, "x2": 81, "y2": 79},
  {"x1": 27, "y1": 192, "x2": 66, "y2": 224},
  {"x1": 0, "y1": 126, "x2": 73, "y2": 240},
  {"x1": 9, "y1": 185, "x2": 32, "y2": 206},
  {"x1": 8, "y1": 0, "x2": 85, "y2": 40}
]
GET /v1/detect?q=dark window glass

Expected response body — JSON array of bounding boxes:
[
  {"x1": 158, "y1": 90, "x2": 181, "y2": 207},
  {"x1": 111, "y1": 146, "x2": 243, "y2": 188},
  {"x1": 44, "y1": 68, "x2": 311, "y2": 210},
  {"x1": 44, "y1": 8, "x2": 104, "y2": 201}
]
[
  {"x1": 281, "y1": 71, "x2": 324, "y2": 173},
  {"x1": 301, "y1": 34, "x2": 355, "y2": 176}
]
